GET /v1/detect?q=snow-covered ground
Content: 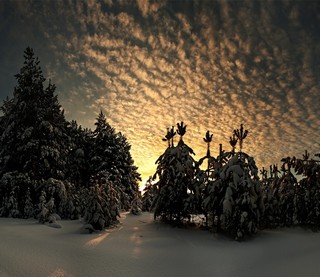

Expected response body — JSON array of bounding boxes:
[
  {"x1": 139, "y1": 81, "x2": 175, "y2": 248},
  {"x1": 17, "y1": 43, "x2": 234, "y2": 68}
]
[{"x1": 1, "y1": 212, "x2": 320, "y2": 277}]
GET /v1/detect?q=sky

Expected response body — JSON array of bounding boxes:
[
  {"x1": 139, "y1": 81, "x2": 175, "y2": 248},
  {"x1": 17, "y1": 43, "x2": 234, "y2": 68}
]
[{"x1": 0, "y1": 0, "x2": 319, "y2": 183}]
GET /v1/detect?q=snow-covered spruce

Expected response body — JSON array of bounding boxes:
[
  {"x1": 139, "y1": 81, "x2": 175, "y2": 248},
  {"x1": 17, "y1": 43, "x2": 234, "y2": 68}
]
[
  {"x1": 0, "y1": 47, "x2": 71, "y2": 219},
  {"x1": 84, "y1": 183, "x2": 113, "y2": 231},
  {"x1": 287, "y1": 153, "x2": 320, "y2": 229},
  {"x1": 188, "y1": 131, "x2": 217, "y2": 225},
  {"x1": 142, "y1": 177, "x2": 157, "y2": 212},
  {"x1": 260, "y1": 160, "x2": 298, "y2": 228},
  {"x1": 0, "y1": 48, "x2": 141, "y2": 222},
  {"x1": 23, "y1": 186, "x2": 34, "y2": 218},
  {"x1": 90, "y1": 111, "x2": 141, "y2": 212},
  {"x1": 152, "y1": 123, "x2": 196, "y2": 223},
  {"x1": 204, "y1": 152, "x2": 264, "y2": 240},
  {"x1": 130, "y1": 191, "x2": 142, "y2": 215}
]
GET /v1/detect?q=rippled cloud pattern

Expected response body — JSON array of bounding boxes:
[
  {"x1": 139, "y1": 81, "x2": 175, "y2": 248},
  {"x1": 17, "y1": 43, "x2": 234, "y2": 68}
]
[{"x1": 0, "y1": 0, "x2": 319, "y2": 181}]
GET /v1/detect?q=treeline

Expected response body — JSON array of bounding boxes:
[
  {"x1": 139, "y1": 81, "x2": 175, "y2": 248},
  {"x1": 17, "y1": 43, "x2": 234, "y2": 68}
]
[
  {"x1": 0, "y1": 48, "x2": 141, "y2": 230},
  {"x1": 142, "y1": 123, "x2": 320, "y2": 240}
]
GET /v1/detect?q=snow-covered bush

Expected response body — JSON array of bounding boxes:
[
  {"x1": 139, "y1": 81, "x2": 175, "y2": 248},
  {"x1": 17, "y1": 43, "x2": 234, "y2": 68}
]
[
  {"x1": 4, "y1": 188, "x2": 20, "y2": 218},
  {"x1": 142, "y1": 177, "x2": 157, "y2": 212},
  {"x1": 23, "y1": 186, "x2": 34, "y2": 218},
  {"x1": 0, "y1": 171, "x2": 33, "y2": 217},
  {"x1": 63, "y1": 184, "x2": 82, "y2": 220},
  {"x1": 130, "y1": 191, "x2": 142, "y2": 215},
  {"x1": 37, "y1": 190, "x2": 50, "y2": 223},
  {"x1": 44, "y1": 178, "x2": 67, "y2": 216},
  {"x1": 103, "y1": 179, "x2": 120, "y2": 223},
  {"x1": 84, "y1": 183, "x2": 112, "y2": 231},
  {"x1": 83, "y1": 174, "x2": 121, "y2": 230}
]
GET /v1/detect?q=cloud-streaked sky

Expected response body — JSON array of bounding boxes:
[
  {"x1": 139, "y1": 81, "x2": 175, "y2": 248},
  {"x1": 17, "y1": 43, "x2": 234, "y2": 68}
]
[{"x1": 0, "y1": 0, "x2": 319, "y2": 182}]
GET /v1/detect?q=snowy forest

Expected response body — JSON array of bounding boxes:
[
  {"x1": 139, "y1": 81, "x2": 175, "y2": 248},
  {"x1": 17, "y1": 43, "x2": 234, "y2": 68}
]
[
  {"x1": 142, "y1": 122, "x2": 320, "y2": 240},
  {"x1": 0, "y1": 48, "x2": 141, "y2": 230},
  {"x1": 1, "y1": 48, "x2": 320, "y2": 241}
]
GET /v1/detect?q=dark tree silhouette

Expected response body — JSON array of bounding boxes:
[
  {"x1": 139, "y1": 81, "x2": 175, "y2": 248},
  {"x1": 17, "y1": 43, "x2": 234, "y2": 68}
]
[
  {"x1": 177, "y1": 121, "x2": 187, "y2": 143},
  {"x1": 203, "y1": 128, "x2": 263, "y2": 240},
  {"x1": 0, "y1": 48, "x2": 141, "y2": 228},
  {"x1": 0, "y1": 47, "x2": 71, "y2": 219},
  {"x1": 229, "y1": 134, "x2": 238, "y2": 155},
  {"x1": 234, "y1": 124, "x2": 248, "y2": 153},
  {"x1": 203, "y1": 131, "x2": 213, "y2": 157},
  {"x1": 153, "y1": 123, "x2": 195, "y2": 222}
]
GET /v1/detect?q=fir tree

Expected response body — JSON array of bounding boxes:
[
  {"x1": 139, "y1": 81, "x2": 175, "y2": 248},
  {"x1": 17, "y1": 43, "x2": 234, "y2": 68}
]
[
  {"x1": 23, "y1": 186, "x2": 34, "y2": 219},
  {"x1": 37, "y1": 190, "x2": 49, "y2": 223},
  {"x1": 0, "y1": 47, "x2": 70, "y2": 218},
  {"x1": 84, "y1": 183, "x2": 112, "y2": 231},
  {"x1": 275, "y1": 158, "x2": 298, "y2": 227},
  {"x1": 142, "y1": 177, "x2": 157, "y2": 212},
  {"x1": 0, "y1": 171, "x2": 32, "y2": 217},
  {"x1": 284, "y1": 152, "x2": 320, "y2": 229},
  {"x1": 203, "y1": 125, "x2": 264, "y2": 240},
  {"x1": 153, "y1": 122, "x2": 196, "y2": 222},
  {"x1": 130, "y1": 191, "x2": 142, "y2": 215},
  {"x1": 103, "y1": 178, "x2": 120, "y2": 223},
  {"x1": 260, "y1": 165, "x2": 283, "y2": 228},
  {"x1": 66, "y1": 120, "x2": 91, "y2": 188},
  {"x1": 189, "y1": 131, "x2": 215, "y2": 225},
  {"x1": 90, "y1": 111, "x2": 140, "y2": 211},
  {"x1": 116, "y1": 132, "x2": 141, "y2": 209}
]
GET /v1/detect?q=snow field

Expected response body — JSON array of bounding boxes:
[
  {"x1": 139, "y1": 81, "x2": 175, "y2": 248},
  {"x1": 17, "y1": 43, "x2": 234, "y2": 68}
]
[{"x1": 1, "y1": 212, "x2": 320, "y2": 277}]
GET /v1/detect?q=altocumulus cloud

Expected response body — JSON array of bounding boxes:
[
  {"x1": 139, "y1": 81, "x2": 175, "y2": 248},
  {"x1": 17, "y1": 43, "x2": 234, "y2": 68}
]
[{"x1": 0, "y1": 0, "x2": 319, "y2": 181}]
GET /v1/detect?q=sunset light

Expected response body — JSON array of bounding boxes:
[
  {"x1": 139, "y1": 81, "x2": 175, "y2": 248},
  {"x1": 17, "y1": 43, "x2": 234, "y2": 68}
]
[
  {"x1": 0, "y1": 1, "x2": 319, "y2": 276},
  {"x1": 0, "y1": 0, "x2": 319, "y2": 183}
]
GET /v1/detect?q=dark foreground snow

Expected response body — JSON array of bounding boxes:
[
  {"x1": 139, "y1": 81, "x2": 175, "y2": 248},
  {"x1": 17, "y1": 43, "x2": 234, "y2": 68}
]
[{"x1": 1, "y1": 212, "x2": 320, "y2": 277}]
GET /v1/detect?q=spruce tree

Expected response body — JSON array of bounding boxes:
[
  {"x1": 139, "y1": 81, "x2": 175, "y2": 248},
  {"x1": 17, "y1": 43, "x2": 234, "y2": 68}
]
[
  {"x1": 203, "y1": 125, "x2": 264, "y2": 240},
  {"x1": 90, "y1": 111, "x2": 140, "y2": 211},
  {"x1": 0, "y1": 47, "x2": 70, "y2": 219},
  {"x1": 84, "y1": 183, "x2": 111, "y2": 230},
  {"x1": 66, "y1": 120, "x2": 91, "y2": 188},
  {"x1": 153, "y1": 123, "x2": 196, "y2": 222},
  {"x1": 116, "y1": 132, "x2": 141, "y2": 210},
  {"x1": 130, "y1": 191, "x2": 142, "y2": 215},
  {"x1": 274, "y1": 158, "x2": 297, "y2": 227},
  {"x1": 142, "y1": 177, "x2": 157, "y2": 212},
  {"x1": 282, "y1": 152, "x2": 320, "y2": 229},
  {"x1": 220, "y1": 152, "x2": 263, "y2": 240}
]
